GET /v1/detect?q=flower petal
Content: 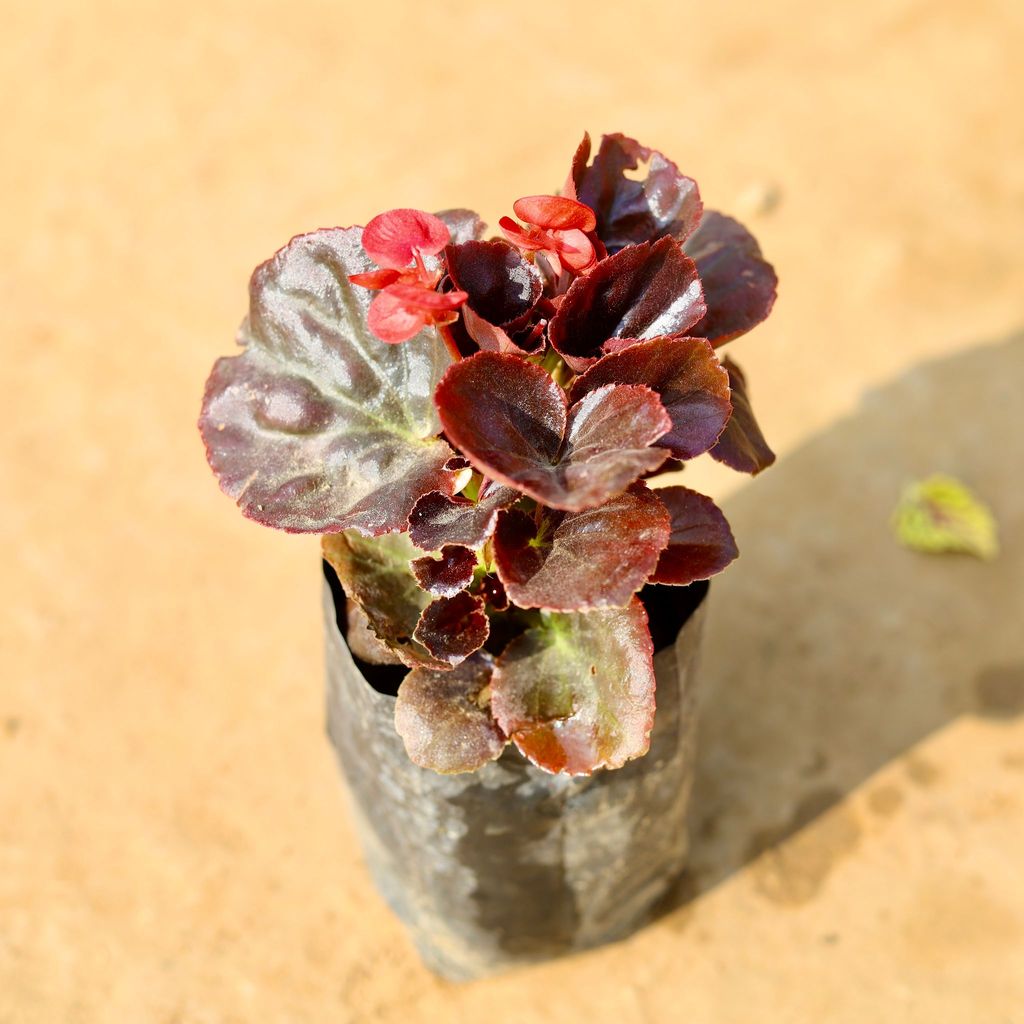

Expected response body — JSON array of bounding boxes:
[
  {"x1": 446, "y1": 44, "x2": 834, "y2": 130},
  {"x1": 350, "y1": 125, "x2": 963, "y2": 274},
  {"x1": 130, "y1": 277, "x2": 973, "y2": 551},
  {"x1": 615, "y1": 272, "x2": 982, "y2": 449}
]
[
  {"x1": 382, "y1": 282, "x2": 468, "y2": 311},
  {"x1": 552, "y1": 228, "x2": 597, "y2": 272},
  {"x1": 498, "y1": 216, "x2": 541, "y2": 252},
  {"x1": 367, "y1": 289, "x2": 429, "y2": 344},
  {"x1": 362, "y1": 208, "x2": 451, "y2": 269},
  {"x1": 348, "y1": 268, "x2": 401, "y2": 290},
  {"x1": 513, "y1": 195, "x2": 597, "y2": 232}
]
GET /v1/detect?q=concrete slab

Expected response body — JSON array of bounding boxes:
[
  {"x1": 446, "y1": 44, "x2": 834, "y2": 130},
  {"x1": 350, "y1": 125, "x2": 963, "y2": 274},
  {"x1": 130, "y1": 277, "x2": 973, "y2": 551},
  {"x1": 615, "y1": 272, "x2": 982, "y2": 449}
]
[{"x1": 2, "y1": 3, "x2": 1022, "y2": 1020}]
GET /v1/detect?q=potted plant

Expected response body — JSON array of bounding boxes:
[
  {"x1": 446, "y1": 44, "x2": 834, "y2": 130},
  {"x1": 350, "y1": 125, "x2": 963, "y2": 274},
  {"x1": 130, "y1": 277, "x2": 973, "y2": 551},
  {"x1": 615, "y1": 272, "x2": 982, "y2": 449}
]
[{"x1": 199, "y1": 132, "x2": 776, "y2": 979}]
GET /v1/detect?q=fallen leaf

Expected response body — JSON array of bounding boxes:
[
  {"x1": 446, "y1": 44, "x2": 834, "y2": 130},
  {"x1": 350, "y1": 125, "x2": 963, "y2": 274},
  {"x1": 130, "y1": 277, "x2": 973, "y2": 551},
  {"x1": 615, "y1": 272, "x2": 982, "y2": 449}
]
[{"x1": 892, "y1": 474, "x2": 998, "y2": 560}]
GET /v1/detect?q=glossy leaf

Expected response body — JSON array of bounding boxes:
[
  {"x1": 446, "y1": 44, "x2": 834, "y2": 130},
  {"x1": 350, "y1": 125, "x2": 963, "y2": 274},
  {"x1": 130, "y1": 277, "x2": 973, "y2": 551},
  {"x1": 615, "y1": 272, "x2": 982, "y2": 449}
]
[
  {"x1": 199, "y1": 228, "x2": 456, "y2": 534},
  {"x1": 548, "y1": 237, "x2": 706, "y2": 373},
  {"x1": 571, "y1": 133, "x2": 703, "y2": 253},
  {"x1": 322, "y1": 530, "x2": 446, "y2": 670},
  {"x1": 414, "y1": 591, "x2": 490, "y2": 665},
  {"x1": 649, "y1": 486, "x2": 738, "y2": 585},
  {"x1": 436, "y1": 352, "x2": 671, "y2": 511},
  {"x1": 407, "y1": 484, "x2": 519, "y2": 551},
  {"x1": 445, "y1": 239, "x2": 542, "y2": 332},
  {"x1": 394, "y1": 653, "x2": 507, "y2": 774},
  {"x1": 684, "y1": 211, "x2": 777, "y2": 345},
  {"x1": 476, "y1": 572, "x2": 509, "y2": 611},
  {"x1": 571, "y1": 337, "x2": 731, "y2": 460},
  {"x1": 891, "y1": 474, "x2": 999, "y2": 560},
  {"x1": 490, "y1": 599, "x2": 657, "y2": 775},
  {"x1": 562, "y1": 132, "x2": 592, "y2": 201},
  {"x1": 435, "y1": 208, "x2": 485, "y2": 245},
  {"x1": 493, "y1": 485, "x2": 670, "y2": 611},
  {"x1": 411, "y1": 545, "x2": 478, "y2": 596},
  {"x1": 710, "y1": 357, "x2": 776, "y2": 474}
]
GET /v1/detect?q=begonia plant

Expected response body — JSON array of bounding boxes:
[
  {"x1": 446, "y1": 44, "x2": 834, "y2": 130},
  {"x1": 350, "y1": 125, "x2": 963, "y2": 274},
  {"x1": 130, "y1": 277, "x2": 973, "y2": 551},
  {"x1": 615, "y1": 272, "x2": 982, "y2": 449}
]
[{"x1": 200, "y1": 132, "x2": 777, "y2": 777}]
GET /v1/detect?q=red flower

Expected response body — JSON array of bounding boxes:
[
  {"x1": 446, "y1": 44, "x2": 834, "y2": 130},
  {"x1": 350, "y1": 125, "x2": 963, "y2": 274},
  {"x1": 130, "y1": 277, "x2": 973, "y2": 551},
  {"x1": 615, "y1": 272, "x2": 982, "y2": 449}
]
[
  {"x1": 499, "y1": 195, "x2": 598, "y2": 276},
  {"x1": 350, "y1": 209, "x2": 468, "y2": 344}
]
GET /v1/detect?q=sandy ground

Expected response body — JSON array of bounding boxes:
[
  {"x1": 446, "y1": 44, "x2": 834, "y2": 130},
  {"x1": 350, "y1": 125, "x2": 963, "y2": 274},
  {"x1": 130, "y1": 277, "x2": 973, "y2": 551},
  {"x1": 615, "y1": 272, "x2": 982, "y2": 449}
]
[{"x1": 2, "y1": 2, "x2": 1023, "y2": 1021}]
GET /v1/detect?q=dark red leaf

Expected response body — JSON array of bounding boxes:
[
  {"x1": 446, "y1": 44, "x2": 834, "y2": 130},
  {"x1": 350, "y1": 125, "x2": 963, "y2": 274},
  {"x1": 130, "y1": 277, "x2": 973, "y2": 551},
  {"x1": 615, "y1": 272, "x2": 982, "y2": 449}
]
[
  {"x1": 414, "y1": 591, "x2": 490, "y2": 666},
  {"x1": 650, "y1": 486, "x2": 738, "y2": 584},
  {"x1": 493, "y1": 485, "x2": 670, "y2": 611},
  {"x1": 571, "y1": 133, "x2": 703, "y2": 253},
  {"x1": 362, "y1": 208, "x2": 450, "y2": 269},
  {"x1": 322, "y1": 531, "x2": 447, "y2": 670},
  {"x1": 394, "y1": 653, "x2": 507, "y2": 774},
  {"x1": 407, "y1": 483, "x2": 519, "y2": 551},
  {"x1": 710, "y1": 357, "x2": 776, "y2": 474},
  {"x1": 548, "y1": 237, "x2": 706, "y2": 373},
  {"x1": 445, "y1": 239, "x2": 542, "y2": 333},
  {"x1": 198, "y1": 228, "x2": 457, "y2": 535},
  {"x1": 411, "y1": 545, "x2": 478, "y2": 597},
  {"x1": 436, "y1": 353, "x2": 671, "y2": 511},
  {"x1": 562, "y1": 384, "x2": 671, "y2": 488},
  {"x1": 490, "y1": 598, "x2": 656, "y2": 775},
  {"x1": 476, "y1": 573, "x2": 509, "y2": 611},
  {"x1": 570, "y1": 336, "x2": 731, "y2": 460},
  {"x1": 437, "y1": 353, "x2": 564, "y2": 484},
  {"x1": 684, "y1": 211, "x2": 777, "y2": 345},
  {"x1": 561, "y1": 132, "x2": 592, "y2": 201},
  {"x1": 460, "y1": 307, "x2": 520, "y2": 353}
]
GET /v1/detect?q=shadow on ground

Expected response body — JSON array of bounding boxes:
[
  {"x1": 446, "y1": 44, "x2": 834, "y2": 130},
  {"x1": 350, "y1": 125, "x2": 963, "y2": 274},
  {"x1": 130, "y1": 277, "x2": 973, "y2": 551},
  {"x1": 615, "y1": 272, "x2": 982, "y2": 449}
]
[{"x1": 658, "y1": 331, "x2": 1024, "y2": 913}]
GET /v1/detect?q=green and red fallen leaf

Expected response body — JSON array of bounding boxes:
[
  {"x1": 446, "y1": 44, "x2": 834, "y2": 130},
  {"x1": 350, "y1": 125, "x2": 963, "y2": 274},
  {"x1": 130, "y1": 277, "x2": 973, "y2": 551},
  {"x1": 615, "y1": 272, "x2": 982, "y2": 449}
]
[{"x1": 200, "y1": 132, "x2": 777, "y2": 776}]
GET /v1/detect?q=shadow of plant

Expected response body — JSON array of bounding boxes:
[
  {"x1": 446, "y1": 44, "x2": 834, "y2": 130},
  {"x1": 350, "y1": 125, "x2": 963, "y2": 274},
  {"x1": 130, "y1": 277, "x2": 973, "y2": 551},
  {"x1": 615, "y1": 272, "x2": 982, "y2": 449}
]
[{"x1": 661, "y1": 330, "x2": 1024, "y2": 912}]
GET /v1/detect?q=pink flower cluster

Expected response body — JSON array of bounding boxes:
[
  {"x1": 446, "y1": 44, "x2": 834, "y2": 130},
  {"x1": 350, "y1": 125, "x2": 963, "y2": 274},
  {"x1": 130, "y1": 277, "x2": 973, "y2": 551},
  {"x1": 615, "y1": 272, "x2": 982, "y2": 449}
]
[
  {"x1": 348, "y1": 208, "x2": 468, "y2": 344},
  {"x1": 350, "y1": 194, "x2": 600, "y2": 344}
]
